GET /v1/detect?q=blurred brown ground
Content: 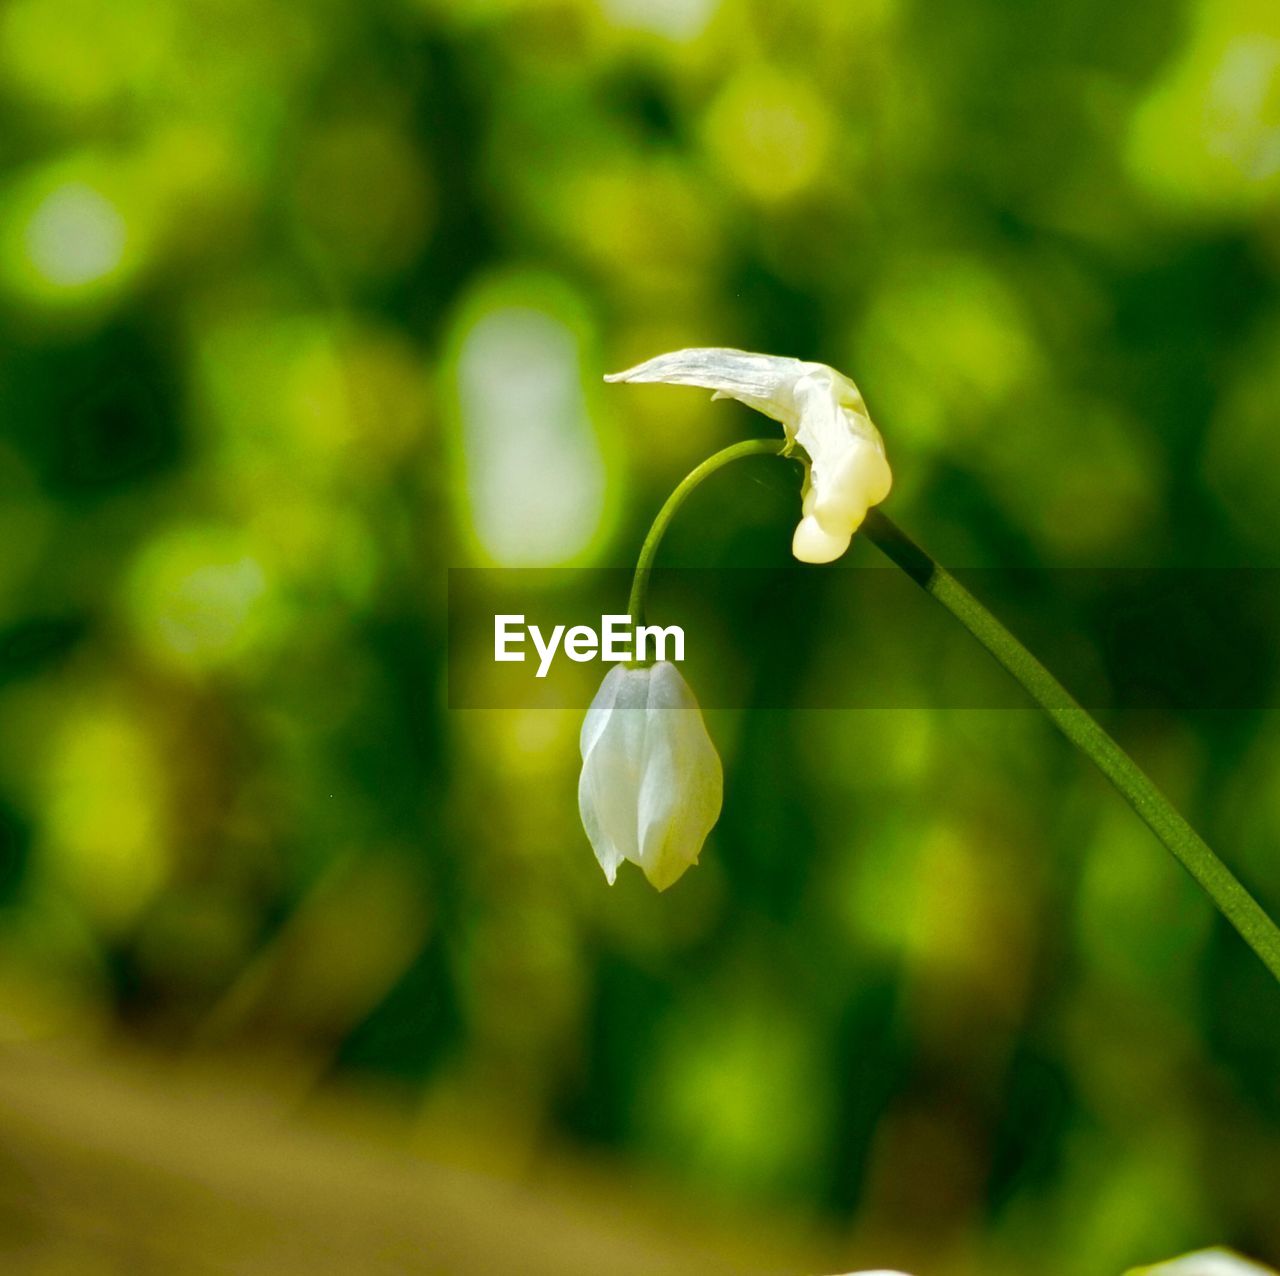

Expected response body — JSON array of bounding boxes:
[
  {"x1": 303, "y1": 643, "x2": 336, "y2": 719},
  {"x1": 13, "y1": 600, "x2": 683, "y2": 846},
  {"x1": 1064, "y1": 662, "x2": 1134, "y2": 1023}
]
[{"x1": 0, "y1": 1046, "x2": 784, "y2": 1276}]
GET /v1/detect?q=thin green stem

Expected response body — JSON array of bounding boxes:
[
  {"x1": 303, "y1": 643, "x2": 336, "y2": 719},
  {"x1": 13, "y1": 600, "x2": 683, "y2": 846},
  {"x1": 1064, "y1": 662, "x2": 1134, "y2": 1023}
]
[
  {"x1": 630, "y1": 438, "x2": 1280, "y2": 982},
  {"x1": 627, "y1": 437, "x2": 785, "y2": 635},
  {"x1": 862, "y1": 507, "x2": 1280, "y2": 985}
]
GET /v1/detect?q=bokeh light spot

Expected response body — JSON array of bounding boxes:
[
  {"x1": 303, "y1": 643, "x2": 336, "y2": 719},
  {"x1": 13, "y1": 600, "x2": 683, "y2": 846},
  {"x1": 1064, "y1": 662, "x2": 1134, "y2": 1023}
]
[
  {"x1": 641, "y1": 991, "x2": 827, "y2": 1197},
  {"x1": 0, "y1": 0, "x2": 173, "y2": 116},
  {"x1": 0, "y1": 157, "x2": 148, "y2": 312},
  {"x1": 702, "y1": 66, "x2": 831, "y2": 203},
  {"x1": 1128, "y1": 2, "x2": 1280, "y2": 215},
  {"x1": 128, "y1": 525, "x2": 274, "y2": 674},
  {"x1": 449, "y1": 280, "x2": 610, "y2": 565},
  {"x1": 856, "y1": 258, "x2": 1039, "y2": 446},
  {"x1": 23, "y1": 182, "x2": 126, "y2": 289},
  {"x1": 599, "y1": 0, "x2": 717, "y2": 42},
  {"x1": 41, "y1": 697, "x2": 167, "y2": 931}
]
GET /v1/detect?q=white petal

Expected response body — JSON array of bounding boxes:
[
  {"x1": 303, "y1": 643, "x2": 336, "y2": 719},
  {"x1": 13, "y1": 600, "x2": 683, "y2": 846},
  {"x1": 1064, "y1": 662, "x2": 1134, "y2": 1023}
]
[
  {"x1": 605, "y1": 347, "x2": 817, "y2": 425},
  {"x1": 605, "y1": 348, "x2": 892, "y2": 564},
  {"x1": 790, "y1": 368, "x2": 890, "y2": 534},
  {"x1": 635, "y1": 662, "x2": 722, "y2": 890},
  {"x1": 578, "y1": 664, "x2": 649, "y2": 884},
  {"x1": 1134, "y1": 1252, "x2": 1277, "y2": 1275},
  {"x1": 579, "y1": 662, "x2": 626, "y2": 757},
  {"x1": 578, "y1": 762, "x2": 624, "y2": 884},
  {"x1": 577, "y1": 662, "x2": 723, "y2": 891},
  {"x1": 792, "y1": 514, "x2": 852, "y2": 564}
]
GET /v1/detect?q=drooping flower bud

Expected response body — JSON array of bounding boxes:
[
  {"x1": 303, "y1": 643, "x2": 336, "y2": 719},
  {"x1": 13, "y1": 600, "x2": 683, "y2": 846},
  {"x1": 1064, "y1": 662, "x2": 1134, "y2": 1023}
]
[
  {"x1": 578, "y1": 661, "x2": 722, "y2": 891},
  {"x1": 606, "y1": 347, "x2": 891, "y2": 563}
]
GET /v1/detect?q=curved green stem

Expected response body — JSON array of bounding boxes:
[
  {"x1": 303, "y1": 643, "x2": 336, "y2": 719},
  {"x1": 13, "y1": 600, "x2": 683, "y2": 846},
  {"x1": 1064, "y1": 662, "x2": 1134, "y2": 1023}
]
[
  {"x1": 861, "y1": 507, "x2": 1280, "y2": 985},
  {"x1": 630, "y1": 438, "x2": 1280, "y2": 982},
  {"x1": 627, "y1": 437, "x2": 785, "y2": 634}
]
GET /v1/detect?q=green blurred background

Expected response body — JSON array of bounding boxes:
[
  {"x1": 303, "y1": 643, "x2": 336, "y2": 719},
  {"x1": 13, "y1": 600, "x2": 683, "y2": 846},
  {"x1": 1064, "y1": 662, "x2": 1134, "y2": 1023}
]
[{"x1": 1, "y1": 0, "x2": 1280, "y2": 1272}]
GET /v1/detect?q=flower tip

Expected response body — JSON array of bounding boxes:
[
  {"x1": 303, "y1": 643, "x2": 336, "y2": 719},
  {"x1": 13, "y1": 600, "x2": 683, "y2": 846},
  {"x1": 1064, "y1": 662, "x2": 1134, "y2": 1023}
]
[
  {"x1": 792, "y1": 515, "x2": 853, "y2": 564},
  {"x1": 643, "y1": 855, "x2": 698, "y2": 892}
]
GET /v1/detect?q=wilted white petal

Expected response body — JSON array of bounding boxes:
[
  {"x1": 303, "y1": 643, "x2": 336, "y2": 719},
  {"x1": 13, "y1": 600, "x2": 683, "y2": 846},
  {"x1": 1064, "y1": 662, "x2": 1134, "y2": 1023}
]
[
  {"x1": 578, "y1": 661, "x2": 722, "y2": 891},
  {"x1": 605, "y1": 347, "x2": 812, "y2": 422},
  {"x1": 1131, "y1": 1251, "x2": 1278, "y2": 1276},
  {"x1": 606, "y1": 347, "x2": 890, "y2": 563}
]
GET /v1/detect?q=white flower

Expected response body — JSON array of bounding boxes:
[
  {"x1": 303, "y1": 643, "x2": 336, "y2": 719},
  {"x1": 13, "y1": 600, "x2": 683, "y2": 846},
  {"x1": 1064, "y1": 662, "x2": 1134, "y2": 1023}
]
[
  {"x1": 1131, "y1": 1252, "x2": 1278, "y2": 1276},
  {"x1": 578, "y1": 661, "x2": 722, "y2": 891},
  {"x1": 606, "y1": 347, "x2": 891, "y2": 564}
]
